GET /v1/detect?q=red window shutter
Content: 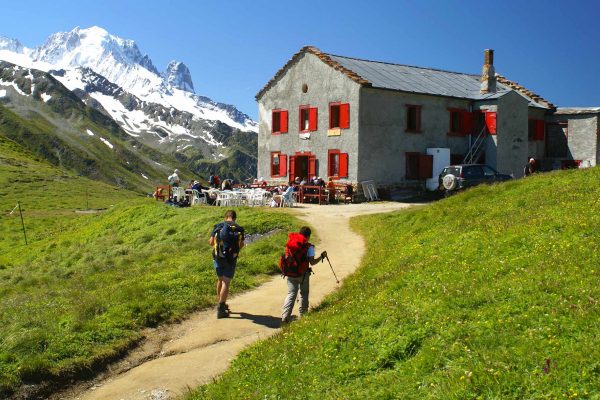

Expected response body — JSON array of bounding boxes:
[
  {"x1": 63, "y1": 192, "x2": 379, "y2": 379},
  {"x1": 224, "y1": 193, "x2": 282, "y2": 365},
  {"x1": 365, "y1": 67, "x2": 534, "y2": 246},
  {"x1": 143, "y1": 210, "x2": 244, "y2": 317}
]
[
  {"x1": 279, "y1": 154, "x2": 287, "y2": 177},
  {"x1": 339, "y1": 153, "x2": 349, "y2": 178},
  {"x1": 309, "y1": 107, "x2": 318, "y2": 131},
  {"x1": 418, "y1": 154, "x2": 433, "y2": 179},
  {"x1": 289, "y1": 156, "x2": 296, "y2": 179},
  {"x1": 280, "y1": 110, "x2": 288, "y2": 133},
  {"x1": 461, "y1": 111, "x2": 474, "y2": 135},
  {"x1": 535, "y1": 120, "x2": 545, "y2": 140},
  {"x1": 339, "y1": 103, "x2": 350, "y2": 129},
  {"x1": 308, "y1": 155, "x2": 316, "y2": 177},
  {"x1": 485, "y1": 112, "x2": 497, "y2": 134}
]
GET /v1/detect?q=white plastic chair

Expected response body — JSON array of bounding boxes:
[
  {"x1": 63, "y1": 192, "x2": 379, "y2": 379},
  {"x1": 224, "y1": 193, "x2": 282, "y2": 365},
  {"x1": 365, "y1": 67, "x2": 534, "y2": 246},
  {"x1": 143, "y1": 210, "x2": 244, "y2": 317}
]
[
  {"x1": 191, "y1": 189, "x2": 207, "y2": 206},
  {"x1": 280, "y1": 187, "x2": 295, "y2": 208},
  {"x1": 172, "y1": 187, "x2": 186, "y2": 202},
  {"x1": 254, "y1": 190, "x2": 271, "y2": 206},
  {"x1": 216, "y1": 191, "x2": 233, "y2": 207}
]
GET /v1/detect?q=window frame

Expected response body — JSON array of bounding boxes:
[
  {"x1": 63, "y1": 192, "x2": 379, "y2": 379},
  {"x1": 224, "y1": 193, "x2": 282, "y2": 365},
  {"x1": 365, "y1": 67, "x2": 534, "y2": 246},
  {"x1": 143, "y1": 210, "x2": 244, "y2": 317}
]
[
  {"x1": 405, "y1": 104, "x2": 422, "y2": 133},
  {"x1": 271, "y1": 109, "x2": 288, "y2": 135},
  {"x1": 528, "y1": 118, "x2": 536, "y2": 141},
  {"x1": 270, "y1": 151, "x2": 284, "y2": 178},
  {"x1": 448, "y1": 109, "x2": 463, "y2": 136},
  {"x1": 299, "y1": 105, "x2": 318, "y2": 133},
  {"x1": 329, "y1": 102, "x2": 350, "y2": 129},
  {"x1": 327, "y1": 149, "x2": 349, "y2": 179}
]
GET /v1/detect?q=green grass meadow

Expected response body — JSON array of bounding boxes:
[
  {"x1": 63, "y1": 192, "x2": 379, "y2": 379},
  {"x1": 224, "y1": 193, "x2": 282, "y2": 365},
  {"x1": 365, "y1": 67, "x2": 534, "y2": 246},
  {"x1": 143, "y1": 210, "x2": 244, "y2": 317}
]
[
  {"x1": 192, "y1": 168, "x2": 600, "y2": 399},
  {"x1": 0, "y1": 136, "x2": 299, "y2": 396}
]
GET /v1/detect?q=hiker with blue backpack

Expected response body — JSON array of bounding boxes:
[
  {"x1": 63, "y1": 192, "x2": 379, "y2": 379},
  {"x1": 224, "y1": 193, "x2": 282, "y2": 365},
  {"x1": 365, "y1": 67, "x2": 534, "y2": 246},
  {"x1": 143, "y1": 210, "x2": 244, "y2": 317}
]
[
  {"x1": 209, "y1": 210, "x2": 245, "y2": 318},
  {"x1": 279, "y1": 226, "x2": 327, "y2": 324}
]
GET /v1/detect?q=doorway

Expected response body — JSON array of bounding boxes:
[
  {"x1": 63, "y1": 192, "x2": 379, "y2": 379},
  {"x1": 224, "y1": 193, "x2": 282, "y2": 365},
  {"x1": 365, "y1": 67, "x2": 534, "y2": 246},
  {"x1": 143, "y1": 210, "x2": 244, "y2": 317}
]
[{"x1": 294, "y1": 156, "x2": 309, "y2": 180}]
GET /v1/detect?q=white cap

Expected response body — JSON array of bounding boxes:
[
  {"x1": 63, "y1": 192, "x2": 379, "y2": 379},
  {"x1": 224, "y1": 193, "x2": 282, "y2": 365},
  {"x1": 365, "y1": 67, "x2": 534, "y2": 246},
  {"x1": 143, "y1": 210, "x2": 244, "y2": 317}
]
[
  {"x1": 529, "y1": 158, "x2": 535, "y2": 162},
  {"x1": 174, "y1": 169, "x2": 179, "y2": 173}
]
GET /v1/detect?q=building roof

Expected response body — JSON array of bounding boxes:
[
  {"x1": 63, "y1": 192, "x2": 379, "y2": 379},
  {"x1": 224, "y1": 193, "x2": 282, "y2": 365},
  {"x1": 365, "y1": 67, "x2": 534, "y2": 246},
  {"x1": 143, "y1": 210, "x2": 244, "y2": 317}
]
[
  {"x1": 256, "y1": 46, "x2": 554, "y2": 110},
  {"x1": 554, "y1": 107, "x2": 600, "y2": 115}
]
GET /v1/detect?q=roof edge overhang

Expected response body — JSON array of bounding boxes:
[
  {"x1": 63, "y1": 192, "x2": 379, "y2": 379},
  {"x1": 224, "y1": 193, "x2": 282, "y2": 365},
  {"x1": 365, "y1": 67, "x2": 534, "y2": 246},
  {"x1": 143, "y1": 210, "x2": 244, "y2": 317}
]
[
  {"x1": 495, "y1": 74, "x2": 555, "y2": 111},
  {"x1": 255, "y1": 46, "x2": 372, "y2": 101},
  {"x1": 553, "y1": 107, "x2": 600, "y2": 115}
]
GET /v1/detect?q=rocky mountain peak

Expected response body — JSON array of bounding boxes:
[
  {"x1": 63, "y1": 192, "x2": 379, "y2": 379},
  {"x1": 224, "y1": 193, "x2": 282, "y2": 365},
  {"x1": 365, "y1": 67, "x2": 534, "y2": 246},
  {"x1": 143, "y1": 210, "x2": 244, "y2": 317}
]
[
  {"x1": 31, "y1": 26, "x2": 159, "y2": 75},
  {"x1": 0, "y1": 36, "x2": 25, "y2": 53},
  {"x1": 163, "y1": 60, "x2": 195, "y2": 93}
]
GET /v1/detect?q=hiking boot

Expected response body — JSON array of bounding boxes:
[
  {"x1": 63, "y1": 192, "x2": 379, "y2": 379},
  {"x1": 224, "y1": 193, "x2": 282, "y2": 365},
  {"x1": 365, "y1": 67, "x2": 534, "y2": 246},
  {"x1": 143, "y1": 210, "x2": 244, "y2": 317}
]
[{"x1": 217, "y1": 303, "x2": 229, "y2": 319}]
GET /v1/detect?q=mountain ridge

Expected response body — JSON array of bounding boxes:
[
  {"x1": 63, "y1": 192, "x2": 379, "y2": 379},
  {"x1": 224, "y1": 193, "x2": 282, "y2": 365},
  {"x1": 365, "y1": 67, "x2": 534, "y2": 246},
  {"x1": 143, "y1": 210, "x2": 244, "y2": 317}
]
[{"x1": 0, "y1": 26, "x2": 259, "y2": 188}]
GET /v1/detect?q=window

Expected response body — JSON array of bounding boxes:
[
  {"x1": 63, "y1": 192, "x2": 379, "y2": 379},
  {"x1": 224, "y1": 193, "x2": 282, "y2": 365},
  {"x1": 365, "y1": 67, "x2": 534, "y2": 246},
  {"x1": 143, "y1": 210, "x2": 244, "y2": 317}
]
[
  {"x1": 448, "y1": 109, "x2": 474, "y2": 136},
  {"x1": 463, "y1": 165, "x2": 484, "y2": 179},
  {"x1": 270, "y1": 152, "x2": 287, "y2": 178},
  {"x1": 329, "y1": 102, "x2": 350, "y2": 129},
  {"x1": 449, "y1": 110, "x2": 462, "y2": 134},
  {"x1": 328, "y1": 149, "x2": 348, "y2": 179},
  {"x1": 528, "y1": 119, "x2": 545, "y2": 141},
  {"x1": 406, "y1": 105, "x2": 422, "y2": 132},
  {"x1": 271, "y1": 109, "x2": 288, "y2": 134},
  {"x1": 481, "y1": 165, "x2": 497, "y2": 177},
  {"x1": 299, "y1": 105, "x2": 317, "y2": 132},
  {"x1": 528, "y1": 119, "x2": 536, "y2": 141},
  {"x1": 405, "y1": 152, "x2": 433, "y2": 180}
]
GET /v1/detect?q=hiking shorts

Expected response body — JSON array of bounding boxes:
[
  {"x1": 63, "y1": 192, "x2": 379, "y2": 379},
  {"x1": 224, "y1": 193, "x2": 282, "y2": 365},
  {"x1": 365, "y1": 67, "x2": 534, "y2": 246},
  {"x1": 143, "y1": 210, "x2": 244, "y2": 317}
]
[{"x1": 214, "y1": 257, "x2": 237, "y2": 279}]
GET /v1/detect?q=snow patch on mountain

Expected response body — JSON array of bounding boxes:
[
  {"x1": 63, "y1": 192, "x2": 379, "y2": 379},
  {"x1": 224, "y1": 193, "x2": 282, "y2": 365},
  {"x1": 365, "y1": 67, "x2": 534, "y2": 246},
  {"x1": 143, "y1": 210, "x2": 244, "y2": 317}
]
[
  {"x1": 0, "y1": 78, "x2": 27, "y2": 96},
  {"x1": 99, "y1": 137, "x2": 114, "y2": 149},
  {"x1": 40, "y1": 92, "x2": 52, "y2": 102}
]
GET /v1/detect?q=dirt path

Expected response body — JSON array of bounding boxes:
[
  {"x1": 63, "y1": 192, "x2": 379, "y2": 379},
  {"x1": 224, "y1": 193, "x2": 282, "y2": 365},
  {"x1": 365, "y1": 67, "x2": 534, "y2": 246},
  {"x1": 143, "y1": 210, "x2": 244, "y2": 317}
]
[{"x1": 64, "y1": 202, "x2": 412, "y2": 400}]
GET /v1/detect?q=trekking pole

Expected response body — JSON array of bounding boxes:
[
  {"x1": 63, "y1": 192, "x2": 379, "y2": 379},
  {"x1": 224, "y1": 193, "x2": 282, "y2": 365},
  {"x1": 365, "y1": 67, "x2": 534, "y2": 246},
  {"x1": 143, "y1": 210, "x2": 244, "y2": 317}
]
[{"x1": 325, "y1": 255, "x2": 339, "y2": 284}]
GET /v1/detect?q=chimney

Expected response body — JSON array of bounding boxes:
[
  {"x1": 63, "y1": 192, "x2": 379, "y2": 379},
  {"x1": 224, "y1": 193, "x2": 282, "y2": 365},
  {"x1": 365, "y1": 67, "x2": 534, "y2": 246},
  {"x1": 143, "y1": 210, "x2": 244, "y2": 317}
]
[{"x1": 480, "y1": 49, "x2": 496, "y2": 94}]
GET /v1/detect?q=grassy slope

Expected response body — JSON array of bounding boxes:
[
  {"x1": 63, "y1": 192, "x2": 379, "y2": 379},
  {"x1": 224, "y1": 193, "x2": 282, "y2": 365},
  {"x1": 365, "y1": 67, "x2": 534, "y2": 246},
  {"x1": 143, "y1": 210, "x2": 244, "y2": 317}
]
[
  {"x1": 0, "y1": 134, "x2": 137, "y2": 262},
  {"x1": 194, "y1": 168, "x2": 600, "y2": 399},
  {"x1": 0, "y1": 136, "x2": 299, "y2": 397}
]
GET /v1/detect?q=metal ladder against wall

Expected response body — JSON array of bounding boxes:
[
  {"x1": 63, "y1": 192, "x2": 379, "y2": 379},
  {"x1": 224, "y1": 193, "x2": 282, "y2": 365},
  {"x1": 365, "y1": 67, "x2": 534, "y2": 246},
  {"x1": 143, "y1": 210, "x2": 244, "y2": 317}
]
[{"x1": 462, "y1": 125, "x2": 488, "y2": 164}]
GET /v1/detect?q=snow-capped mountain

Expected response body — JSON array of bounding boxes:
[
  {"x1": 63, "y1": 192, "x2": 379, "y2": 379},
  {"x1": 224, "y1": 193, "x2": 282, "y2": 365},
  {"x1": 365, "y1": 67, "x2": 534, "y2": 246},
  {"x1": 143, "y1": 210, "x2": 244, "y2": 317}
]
[{"x1": 0, "y1": 26, "x2": 257, "y2": 155}]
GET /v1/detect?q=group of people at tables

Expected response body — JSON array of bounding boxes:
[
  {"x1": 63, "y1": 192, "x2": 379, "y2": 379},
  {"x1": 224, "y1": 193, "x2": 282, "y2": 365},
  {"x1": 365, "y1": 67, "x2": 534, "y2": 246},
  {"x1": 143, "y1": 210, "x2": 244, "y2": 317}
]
[{"x1": 156, "y1": 169, "x2": 349, "y2": 207}]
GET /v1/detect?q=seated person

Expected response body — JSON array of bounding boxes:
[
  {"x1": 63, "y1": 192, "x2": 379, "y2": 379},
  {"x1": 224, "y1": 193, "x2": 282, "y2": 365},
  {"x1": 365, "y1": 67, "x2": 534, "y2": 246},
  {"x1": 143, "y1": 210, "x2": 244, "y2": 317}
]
[
  {"x1": 221, "y1": 179, "x2": 233, "y2": 191},
  {"x1": 326, "y1": 177, "x2": 336, "y2": 203},
  {"x1": 192, "y1": 180, "x2": 207, "y2": 191}
]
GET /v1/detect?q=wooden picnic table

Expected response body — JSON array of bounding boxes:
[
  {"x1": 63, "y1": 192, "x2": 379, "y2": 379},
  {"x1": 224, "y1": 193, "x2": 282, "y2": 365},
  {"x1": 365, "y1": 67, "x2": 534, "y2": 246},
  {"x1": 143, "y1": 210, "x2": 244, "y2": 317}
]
[{"x1": 297, "y1": 185, "x2": 328, "y2": 205}]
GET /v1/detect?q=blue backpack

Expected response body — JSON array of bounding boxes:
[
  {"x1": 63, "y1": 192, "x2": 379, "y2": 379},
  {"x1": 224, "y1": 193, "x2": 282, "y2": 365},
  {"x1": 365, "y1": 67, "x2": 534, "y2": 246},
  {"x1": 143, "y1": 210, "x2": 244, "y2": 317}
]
[{"x1": 213, "y1": 222, "x2": 243, "y2": 260}]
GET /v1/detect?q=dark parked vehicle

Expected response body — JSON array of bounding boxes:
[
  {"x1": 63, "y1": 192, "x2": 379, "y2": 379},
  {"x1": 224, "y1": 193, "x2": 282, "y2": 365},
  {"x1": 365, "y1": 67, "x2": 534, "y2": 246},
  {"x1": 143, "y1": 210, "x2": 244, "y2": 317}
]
[{"x1": 439, "y1": 164, "x2": 512, "y2": 195}]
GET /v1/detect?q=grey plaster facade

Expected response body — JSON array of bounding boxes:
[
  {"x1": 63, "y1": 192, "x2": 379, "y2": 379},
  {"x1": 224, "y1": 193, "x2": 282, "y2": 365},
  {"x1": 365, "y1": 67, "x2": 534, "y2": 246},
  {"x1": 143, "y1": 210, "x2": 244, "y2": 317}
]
[
  {"x1": 547, "y1": 111, "x2": 600, "y2": 167},
  {"x1": 358, "y1": 89, "x2": 471, "y2": 183},
  {"x1": 256, "y1": 47, "x2": 599, "y2": 189},
  {"x1": 257, "y1": 52, "x2": 360, "y2": 181}
]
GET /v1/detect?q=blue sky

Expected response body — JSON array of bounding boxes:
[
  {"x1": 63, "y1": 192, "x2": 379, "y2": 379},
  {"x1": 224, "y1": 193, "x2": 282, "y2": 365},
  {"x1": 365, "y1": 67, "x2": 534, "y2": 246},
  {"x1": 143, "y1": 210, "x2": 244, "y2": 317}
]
[{"x1": 2, "y1": 0, "x2": 599, "y2": 119}]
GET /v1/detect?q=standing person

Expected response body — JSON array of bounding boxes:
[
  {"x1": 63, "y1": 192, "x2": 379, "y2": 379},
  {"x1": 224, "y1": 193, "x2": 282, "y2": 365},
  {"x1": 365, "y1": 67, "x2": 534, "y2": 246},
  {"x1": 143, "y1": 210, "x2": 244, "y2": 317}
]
[
  {"x1": 208, "y1": 172, "x2": 216, "y2": 188},
  {"x1": 524, "y1": 158, "x2": 537, "y2": 176},
  {"x1": 280, "y1": 226, "x2": 327, "y2": 324},
  {"x1": 168, "y1": 169, "x2": 181, "y2": 187},
  {"x1": 209, "y1": 210, "x2": 245, "y2": 318}
]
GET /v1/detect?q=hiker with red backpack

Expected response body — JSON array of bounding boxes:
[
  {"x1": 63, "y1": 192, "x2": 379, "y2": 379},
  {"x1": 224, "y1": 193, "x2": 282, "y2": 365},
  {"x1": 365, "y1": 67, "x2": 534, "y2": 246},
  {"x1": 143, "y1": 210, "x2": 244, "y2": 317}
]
[
  {"x1": 209, "y1": 210, "x2": 245, "y2": 318},
  {"x1": 279, "y1": 226, "x2": 327, "y2": 324}
]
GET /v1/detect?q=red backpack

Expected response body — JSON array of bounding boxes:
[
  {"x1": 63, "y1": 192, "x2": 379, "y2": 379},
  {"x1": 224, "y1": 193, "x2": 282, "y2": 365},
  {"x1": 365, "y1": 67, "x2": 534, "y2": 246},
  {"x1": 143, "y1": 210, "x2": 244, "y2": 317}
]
[{"x1": 278, "y1": 232, "x2": 311, "y2": 277}]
